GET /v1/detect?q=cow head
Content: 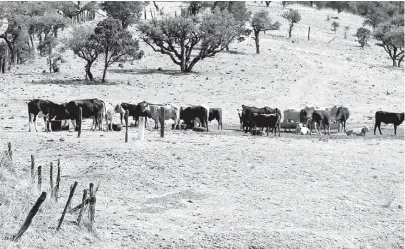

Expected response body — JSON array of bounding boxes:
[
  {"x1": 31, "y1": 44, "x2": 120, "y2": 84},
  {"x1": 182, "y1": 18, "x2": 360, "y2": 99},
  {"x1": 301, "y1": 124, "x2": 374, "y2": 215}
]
[
  {"x1": 114, "y1": 104, "x2": 125, "y2": 114},
  {"x1": 362, "y1": 126, "x2": 370, "y2": 134},
  {"x1": 138, "y1": 101, "x2": 150, "y2": 114}
]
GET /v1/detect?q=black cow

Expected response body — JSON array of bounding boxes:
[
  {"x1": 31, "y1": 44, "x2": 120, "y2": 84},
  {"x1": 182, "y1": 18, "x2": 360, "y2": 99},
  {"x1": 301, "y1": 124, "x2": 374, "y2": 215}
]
[
  {"x1": 115, "y1": 102, "x2": 149, "y2": 127},
  {"x1": 310, "y1": 110, "x2": 331, "y2": 135},
  {"x1": 374, "y1": 111, "x2": 404, "y2": 135},
  {"x1": 252, "y1": 113, "x2": 281, "y2": 136},
  {"x1": 300, "y1": 106, "x2": 315, "y2": 126},
  {"x1": 239, "y1": 105, "x2": 281, "y2": 133},
  {"x1": 28, "y1": 99, "x2": 68, "y2": 132},
  {"x1": 335, "y1": 107, "x2": 350, "y2": 132},
  {"x1": 209, "y1": 108, "x2": 223, "y2": 130},
  {"x1": 180, "y1": 106, "x2": 209, "y2": 131},
  {"x1": 64, "y1": 98, "x2": 105, "y2": 131}
]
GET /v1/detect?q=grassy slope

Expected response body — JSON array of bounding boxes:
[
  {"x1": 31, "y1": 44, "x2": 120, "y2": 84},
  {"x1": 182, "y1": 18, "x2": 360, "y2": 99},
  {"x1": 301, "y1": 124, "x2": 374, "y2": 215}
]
[{"x1": 0, "y1": 2, "x2": 404, "y2": 249}]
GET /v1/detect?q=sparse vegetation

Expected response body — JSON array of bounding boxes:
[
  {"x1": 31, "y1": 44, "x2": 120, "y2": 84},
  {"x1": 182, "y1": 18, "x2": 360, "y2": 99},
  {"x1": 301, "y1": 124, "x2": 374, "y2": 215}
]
[
  {"x1": 356, "y1": 27, "x2": 371, "y2": 48},
  {"x1": 251, "y1": 10, "x2": 281, "y2": 54},
  {"x1": 331, "y1": 21, "x2": 340, "y2": 33},
  {"x1": 281, "y1": 9, "x2": 301, "y2": 39}
]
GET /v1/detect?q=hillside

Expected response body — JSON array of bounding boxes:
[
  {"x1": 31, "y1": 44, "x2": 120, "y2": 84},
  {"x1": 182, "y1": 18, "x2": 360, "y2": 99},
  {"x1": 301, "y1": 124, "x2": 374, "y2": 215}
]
[{"x1": 0, "y1": 2, "x2": 404, "y2": 249}]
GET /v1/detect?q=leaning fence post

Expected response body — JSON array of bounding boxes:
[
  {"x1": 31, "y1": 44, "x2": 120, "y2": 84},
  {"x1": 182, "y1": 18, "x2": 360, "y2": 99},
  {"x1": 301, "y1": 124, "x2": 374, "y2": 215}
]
[
  {"x1": 37, "y1": 166, "x2": 42, "y2": 193},
  {"x1": 31, "y1": 155, "x2": 35, "y2": 183},
  {"x1": 160, "y1": 107, "x2": 165, "y2": 138},
  {"x1": 77, "y1": 107, "x2": 82, "y2": 138},
  {"x1": 56, "y1": 181, "x2": 78, "y2": 231},
  {"x1": 77, "y1": 189, "x2": 88, "y2": 226},
  {"x1": 13, "y1": 192, "x2": 47, "y2": 242},
  {"x1": 50, "y1": 162, "x2": 54, "y2": 198},
  {"x1": 125, "y1": 110, "x2": 129, "y2": 143},
  {"x1": 7, "y1": 142, "x2": 12, "y2": 161},
  {"x1": 55, "y1": 159, "x2": 61, "y2": 202}
]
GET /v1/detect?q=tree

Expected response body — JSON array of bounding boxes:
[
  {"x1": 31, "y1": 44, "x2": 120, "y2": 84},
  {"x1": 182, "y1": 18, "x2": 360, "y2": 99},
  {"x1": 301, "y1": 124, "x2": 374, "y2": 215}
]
[
  {"x1": 95, "y1": 18, "x2": 143, "y2": 83},
  {"x1": 251, "y1": 10, "x2": 280, "y2": 54},
  {"x1": 374, "y1": 14, "x2": 404, "y2": 67},
  {"x1": 355, "y1": 27, "x2": 370, "y2": 48},
  {"x1": 265, "y1": 1, "x2": 271, "y2": 7},
  {"x1": 137, "y1": 9, "x2": 239, "y2": 72},
  {"x1": 325, "y1": 1, "x2": 351, "y2": 13},
  {"x1": 101, "y1": 1, "x2": 145, "y2": 29},
  {"x1": 331, "y1": 21, "x2": 339, "y2": 33},
  {"x1": 281, "y1": 9, "x2": 301, "y2": 39},
  {"x1": 37, "y1": 35, "x2": 58, "y2": 73},
  {"x1": 63, "y1": 26, "x2": 103, "y2": 81},
  {"x1": 186, "y1": 1, "x2": 213, "y2": 15}
]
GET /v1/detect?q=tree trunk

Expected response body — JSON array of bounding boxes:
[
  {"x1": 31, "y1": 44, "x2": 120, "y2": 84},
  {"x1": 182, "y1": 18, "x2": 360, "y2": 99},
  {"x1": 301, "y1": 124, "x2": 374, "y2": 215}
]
[
  {"x1": 85, "y1": 61, "x2": 94, "y2": 81},
  {"x1": 102, "y1": 49, "x2": 109, "y2": 83},
  {"x1": 392, "y1": 58, "x2": 397, "y2": 67},
  {"x1": 29, "y1": 34, "x2": 34, "y2": 47},
  {"x1": 289, "y1": 24, "x2": 293, "y2": 39},
  {"x1": 398, "y1": 55, "x2": 404, "y2": 67},
  {"x1": 254, "y1": 30, "x2": 260, "y2": 54}
]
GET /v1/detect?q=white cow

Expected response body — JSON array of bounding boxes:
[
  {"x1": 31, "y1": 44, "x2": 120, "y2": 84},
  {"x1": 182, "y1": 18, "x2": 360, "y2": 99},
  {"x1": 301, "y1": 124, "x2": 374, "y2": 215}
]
[
  {"x1": 141, "y1": 103, "x2": 180, "y2": 129},
  {"x1": 295, "y1": 123, "x2": 310, "y2": 135}
]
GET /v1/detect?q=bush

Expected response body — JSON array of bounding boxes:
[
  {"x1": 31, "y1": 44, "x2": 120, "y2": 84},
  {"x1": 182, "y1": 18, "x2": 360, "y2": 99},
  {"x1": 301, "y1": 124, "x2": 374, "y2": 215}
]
[
  {"x1": 355, "y1": 27, "x2": 370, "y2": 48},
  {"x1": 331, "y1": 21, "x2": 340, "y2": 33}
]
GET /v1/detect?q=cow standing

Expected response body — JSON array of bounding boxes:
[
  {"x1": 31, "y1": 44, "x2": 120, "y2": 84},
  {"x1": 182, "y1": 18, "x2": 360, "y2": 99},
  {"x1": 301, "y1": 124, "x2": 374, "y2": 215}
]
[
  {"x1": 310, "y1": 110, "x2": 332, "y2": 136},
  {"x1": 64, "y1": 98, "x2": 105, "y2": 131},
  {"x1": 180, "y1": 106, "x2": 209, "y2": 131},
  {"x1": 28, "y1": 99, "x2": 68, "y2": 132},
  {"x1": 335, "y1": 107, "x2": 350, "y2": 132},
  {"x1": 374, "y1": 111, "x2": 404, "y2": 135},
  {"x1": 209, "y1": 108, "x2": 223, "y2": 130},
  {"x1": 115, "y1": 102, "x2": 149, "y2": 127},
  {"x1": 140, "y1": 102, "x2": 180, "y2": 130},
  {"x1": 239, "y1": 105, "x2": 281, "y2": 133},
  {"x1": 252, "y1": 113, "x2": 281, "y2": 136}
]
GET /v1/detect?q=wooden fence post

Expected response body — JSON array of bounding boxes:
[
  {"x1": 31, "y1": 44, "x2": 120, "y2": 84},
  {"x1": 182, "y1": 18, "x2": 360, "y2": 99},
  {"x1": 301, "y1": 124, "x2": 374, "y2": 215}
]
[
  {"x1": 89, "y1": 183, "x2": 96, "y2": 231},
  {"x1": 77, "y1": 107, "x2": 82, "y2": 138},
  {"x1": 55, "y1": 159, "x2": 61, "y2": 202},
  {"x1": 50, "y1": 162, "x2": 54, "y2": 198},
  {"x1": 56, "y1": 181, "x2": 78, "y2": 231},
  {"x1": 31, "y1": 155, "x2": 35, "y2": 183},
  {"x1": 308, "y1": 26, "x2": 310, "y2": 41},
  {"x1": 37, "y1": 166, "x2": 42, "y2": 193},
  {"x1": 160, "y1": 107, "x2": 165, "y2": 138},
  {"x1": 77, "y1": 189, "x2": 88, "y2": 226},
  {"x1": 13, "y1": 192, "x2": 47, "y2": 242},
  {"x1": 7, "y1": 142, "x2": 12, "y2": 161},
  {"x1": 138, "y1": 117, "x2": 145, "y2": 141},
  {"x1": 68, "y1": 185, "x2": 73, "y2": 210},
  {"x1": 125, "y1": 110, "x2": 129, "y2": 143}
]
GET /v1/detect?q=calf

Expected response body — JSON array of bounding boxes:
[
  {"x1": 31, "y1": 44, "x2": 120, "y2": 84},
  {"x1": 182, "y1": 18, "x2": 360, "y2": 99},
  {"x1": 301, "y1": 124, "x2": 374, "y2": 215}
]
[
  {"x1": 239, "y1": 105, "x2": 281, "y2": 133},
  {"x1": 28, "y1": 99, "x2": 68, "y2": 132},
  {"x1": 252, "y1": 113, "x2": 281, "y2": 136},
  {"x1": 295, "y1": 123, "x2": 310, "y2": 135},
  {"x1": 209, "y1": 108, "x2": 223, "y2": 130},
  {"x1": 346, "y1": 126, "x2": 370, "y2": 136},
  {"x1": 374, "y1": 111, "x2": 404, "y2": 135},
  {"x1": 64, "y1": 98, "x2": 105, "y2": 131},
  {"x1": 335, "y1": 107, "x2": 350, "y2": 132},
  {"x1": 180, "y1": 106, "x2": 209, "y2": 131},
  {"x1": 310, "y1": 110, "x2": 332, "y2": 136}
]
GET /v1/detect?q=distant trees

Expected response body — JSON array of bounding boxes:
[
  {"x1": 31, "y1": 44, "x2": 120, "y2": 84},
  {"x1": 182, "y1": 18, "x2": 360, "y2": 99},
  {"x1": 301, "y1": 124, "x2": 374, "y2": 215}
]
[
  {"x1": 331, "y1": 21, "x2": 340, "y2": 33},
  {"x1": 101, "y1": 1, "x2": 146, "y2": 29},
  {"x1": 137, "y1": 8, "x2": 239, "y2": 72},
  {"x1": 281, "y1": 9, "x2": 301, "y2": 39},
  {"x1": 251, "y1": 10, "x2": 280, "y2": 54},
  {"x1": 95, "y1": 18, "x2": 143, "y2": 82},
  {"x1": 355, "y1": 27, "x2": 370, "y2": 48}
]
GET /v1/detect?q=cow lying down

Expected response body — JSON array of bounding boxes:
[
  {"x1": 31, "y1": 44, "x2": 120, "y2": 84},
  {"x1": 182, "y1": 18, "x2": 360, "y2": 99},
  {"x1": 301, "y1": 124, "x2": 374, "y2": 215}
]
[
  {"x1": 295, "y1": 123, "x2": 310, "y2": 135},
  {"x1": 346, "y1": 126, "x2": 370, "y2": 136}
]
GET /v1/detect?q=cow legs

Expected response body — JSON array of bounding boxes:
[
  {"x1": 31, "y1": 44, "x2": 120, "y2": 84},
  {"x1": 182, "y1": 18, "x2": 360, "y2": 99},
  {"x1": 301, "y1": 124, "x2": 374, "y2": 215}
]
[
  {"x1": 29, "y1": 113, "x2": 33, "y2": 132},
  {"x1": 394, "y1": 125, "x2": 397, "y2": 135},
  {"x1": 377, "y1": 124, "x2": 382, "y2": 135},
  {"x1": 33, "y1": 115, "x2": 39, "y2": 132}
]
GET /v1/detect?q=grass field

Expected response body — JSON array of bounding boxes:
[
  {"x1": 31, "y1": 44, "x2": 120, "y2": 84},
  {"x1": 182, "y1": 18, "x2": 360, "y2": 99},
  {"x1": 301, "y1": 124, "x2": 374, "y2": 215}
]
[{"x1": 0, "y1": 2, "x2": 404, "y2": 248}]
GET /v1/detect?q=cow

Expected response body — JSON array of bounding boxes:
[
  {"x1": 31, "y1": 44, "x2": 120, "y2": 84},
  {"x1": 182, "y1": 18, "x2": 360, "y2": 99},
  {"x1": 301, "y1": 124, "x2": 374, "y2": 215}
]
[
  {"x1": 252, "y1": 113, "x2": 281, "y2": 136},
  {"x1": 103, "y1": 102, "x2": 116, "y2": 131},
  {"x1": 180, "y1": 105, "x2": 209, "y2": 131},
  {"x1": 335, "y1": 107, "x2": 350, "y2": 132},
  {"x1": 283, "y1": 108, "x2": 300, "y2": 123},
  {"x1": 374, "y1": 111, "x2": 404, "y2": 135},
  {"x1": 28, "y1": 99, "x2": 68, "y2": 132},
  {"x1": 239, "y1": 105, "x2": 281, "y2": 133},
  {"x1": 295, "y1": 123, "x2": 310, "y2": 135},
  {"x1": 346, "y1": 126, "x2": 370, "y2": 136},
  {"x1": 140, "y1": 102, "x2": 180, "y2": 130},
  {"x1": 300, "y1": 106, "x2": 316, "y2": 126},
  {"x1": 310, "y1": 110, "x2": 332, "y2": 136},
  {"x1": 64, "y1": 98, "x2": 105, "y2": 131},
  {"x1": 329, "y1": 105, "x2": 341, "y2": 121},
  {"x1": 237, "y1": 108, "x2": 243, "y2": 130},
  {"x1": 209, "y1": 108, "x2": 223, "y2": 130},
  {"x1": 114, "y1": 102, "x2": 148, "y2": 127}
]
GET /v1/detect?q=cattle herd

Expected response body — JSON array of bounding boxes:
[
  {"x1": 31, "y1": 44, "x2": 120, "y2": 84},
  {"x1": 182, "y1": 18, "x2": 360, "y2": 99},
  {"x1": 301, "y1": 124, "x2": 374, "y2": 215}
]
[{"x1": 27, "y1": 98, "x2": 404, "y2": 137}]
